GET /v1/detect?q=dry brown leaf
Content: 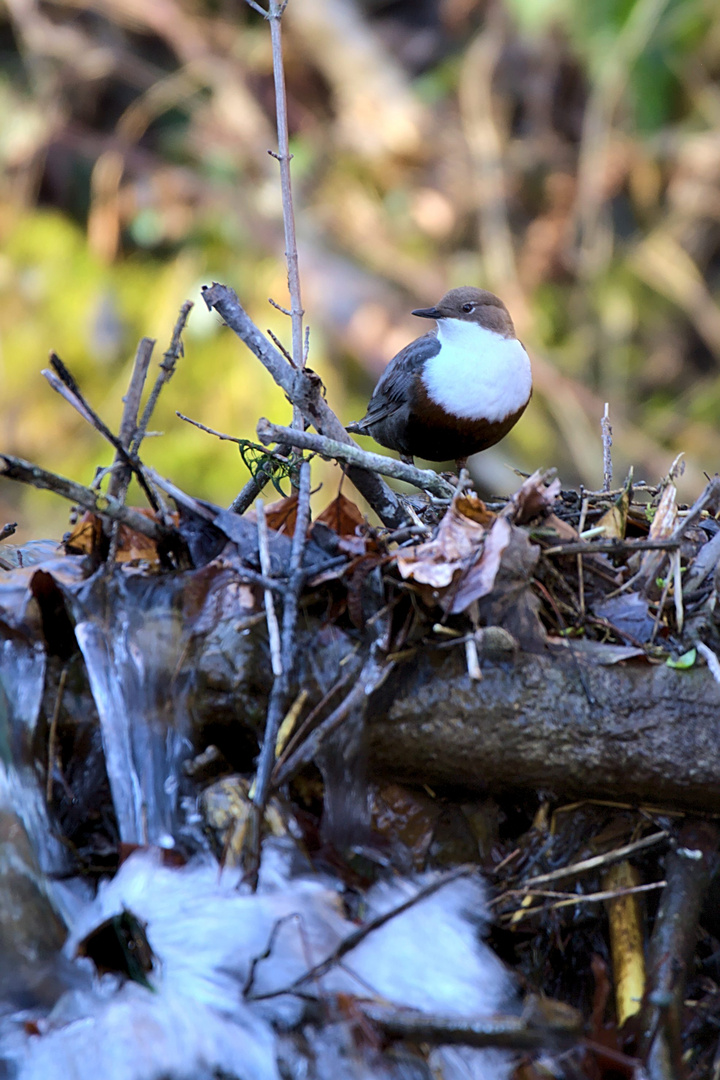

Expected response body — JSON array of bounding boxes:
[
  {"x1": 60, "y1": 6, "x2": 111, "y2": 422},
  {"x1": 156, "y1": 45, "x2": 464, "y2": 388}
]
[
  {"x1": 265, "y1": 494, "x2": 298, "y2": 536},
  {"x1": 634, "y1": 482, "x2": 678, "y2": 585},
  {"x1": 315, "y1": 492, "x2": 366, "y2": 536},
  {"x1": 64, "y1": 510, "x2": 180, "y2": 563},
  {"x1": 506, "y1": 471, "x2": 561, "y2": 525},
  {"x1": 597, "y1": 488, "x2": 630, "y2": 541},
  {"x1": 64, "y1": 513, "x2": 103, "y2": 556},
  {"x1": 473, "y1": 526, "x2": 545, "y2": 649},
  {"x1": 454, "y1": 492, "x2": 495, "y2": 526},
  {"x1": 311, "y1": 493, "x2": 372, "y2": 557},
  {"x1": 544, "y1": 513, "x2": 579, "y2": 541},
  {"x1": 447, "y1": 517, "x2": 512, "y2": 613},
  {"x1": 396, "y1": 491, "x2": 488, "y2": 588},
  {"x1": 648, "y1": 483, "x2": 678, "y2": 540}
]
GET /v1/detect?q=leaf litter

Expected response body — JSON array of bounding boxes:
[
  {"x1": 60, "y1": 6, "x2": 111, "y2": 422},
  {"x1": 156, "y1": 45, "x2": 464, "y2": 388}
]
[{"x1": 5, "y1": 457, "x2": 720, "y2": 1078}]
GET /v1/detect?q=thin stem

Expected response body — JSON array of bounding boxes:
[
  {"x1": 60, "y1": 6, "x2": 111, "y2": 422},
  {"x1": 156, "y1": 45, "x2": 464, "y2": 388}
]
[
  {"x1": 0, "y1": 454, "x2": 174, "y2": 544},
  {"x1": 245, "y1": 459, "x2": 312, "y2": 887},
  {"x1": 107, "y1": 336, "x2": 156, "y2": 562},
  {"x1": 256, "y1": 500, "x2": 283, "y2": 678},
  {"x1": 601, "y1": 403, "x2": 613, "y2": 493},
  {"x1": 268, "y1": 0, "x2": 304, "y2": 386},
  {"x1": 132, "y1": 301, "x2": 192, "y2": 456},
  {"x1": 43, "y1": 355, "x2": 159, "y2": 513}
]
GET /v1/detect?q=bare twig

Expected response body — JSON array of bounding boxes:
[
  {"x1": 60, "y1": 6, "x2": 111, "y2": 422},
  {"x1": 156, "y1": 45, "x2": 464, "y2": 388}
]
[
  {"x1": 670, "y1": 475, "x2": 720, "y2": 542},
  {"x1": 118, "y1": 339, "x2": 156, "y2": 461},
  {"x1": 257, "y1": 418, "x2": 455, "y2": 499},
  {"x1": 245, "y1": 459, "x2": 312, "y2": 887},
  {"x1": 246, "y1": 0, "x2": 304, "y2": 438},
  {"x1": 637, "y1": 821, "x2": 719, "y2": 1078},
  {"x1": 247, "y1": 867, "x2": 471, "y2": 1002},
  {"x1": 601, "y1": 403, "x2": 613, "y2": 493},
  {"x1": 0, "y1": 454, "x2": 174, "y2": 544},
  {"x1": 508, "y1": 830, "x2": 669, "y2": 890},
  {"x1": 672, "y1": 548, "x2": 684, "y2": 634},
  {"x1": 0, "y1": 522, "x2": 17, "y2": 542},
  {"x1": 256, "y1": 500, "x2": 283, "y2": 679},
  {"x1": 267, "y1": 327, "x2": 293, "y2": 363},
  {"x1": 266, "y1": 0, "x2": 304, "y2": 380},
  {"x1": 176, "y1": 411, "x2": 294, "y2": 514},
  {"x1": 201, "y1": 283, "x2": 406, "y2": 528},
  {"x1": 543, "y1": 537, "x2": 680, "y2": 557},
  {"x1": 577, "y1": 495, "x2": 589, "y2": 619},
  {"x1": 107, "y1": 337, "x2": 157, "y2": 562},
  {"x1": 176, "y1": 412, "x2": 258, "y2": 446},
  {"x1": 43, "y1": 354, "x2": 160, "y2": 513},
  {"x1": 131, "y1": 301, "x2": 193, "y2": 455},
  {"x1": 360, "y1": 1003, "x2": 581, "y2": 1052},
  {"x1": 500, "y1": 879, "x2": 665, "y2": 919}
]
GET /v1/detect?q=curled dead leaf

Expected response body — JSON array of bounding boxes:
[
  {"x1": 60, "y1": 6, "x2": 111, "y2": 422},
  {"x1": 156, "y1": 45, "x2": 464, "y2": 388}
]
[
  {"x1": 396, "y1": 492, "x2": 489, "y2": 588},
  {"x1": 505, "y1": 471, "x2": 561, "y2": 525},
  {"x1": 446, "y1": 517, "x2": 512, "y2": 614}
]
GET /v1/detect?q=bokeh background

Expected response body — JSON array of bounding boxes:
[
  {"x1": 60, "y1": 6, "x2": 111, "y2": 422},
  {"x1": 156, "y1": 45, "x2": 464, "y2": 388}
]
[{"x1": 1, "y1": 0, "x2": 719, "y2": 541}]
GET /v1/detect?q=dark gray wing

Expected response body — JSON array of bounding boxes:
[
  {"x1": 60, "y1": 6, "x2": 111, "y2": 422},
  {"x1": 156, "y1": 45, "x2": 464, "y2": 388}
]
[{"x1": 348, "y1": 332, "x2": 440, "y2": 432}]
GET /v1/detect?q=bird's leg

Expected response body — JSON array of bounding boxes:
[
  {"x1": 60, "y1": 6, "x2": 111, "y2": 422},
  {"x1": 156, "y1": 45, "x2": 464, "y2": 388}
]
[
  {"x1": 401, "y1": 455, "x2": 414, "y2": 466},
  {"x1": 438, "y1": 458, "x2": 469, "y2": 489}
]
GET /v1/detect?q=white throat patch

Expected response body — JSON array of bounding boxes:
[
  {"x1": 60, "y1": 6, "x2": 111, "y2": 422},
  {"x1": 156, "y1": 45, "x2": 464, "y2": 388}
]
[{"x1": 421, "y1": 319, "x2": 532, "y2": 422}]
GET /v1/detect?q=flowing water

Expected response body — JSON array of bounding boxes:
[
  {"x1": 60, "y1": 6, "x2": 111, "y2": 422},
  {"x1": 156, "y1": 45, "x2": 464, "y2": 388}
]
[
  {"x1": 70, "y1": 572, "x2": 194, "y2": 848},
  {"x1": 0, "y1": 557, "x2": 514, "y2": 1080}
]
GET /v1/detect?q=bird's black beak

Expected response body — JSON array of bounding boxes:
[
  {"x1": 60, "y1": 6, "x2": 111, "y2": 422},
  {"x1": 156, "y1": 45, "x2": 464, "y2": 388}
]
[{"x1": 411, "y1": 306, "x2": 441, "y2": 320}]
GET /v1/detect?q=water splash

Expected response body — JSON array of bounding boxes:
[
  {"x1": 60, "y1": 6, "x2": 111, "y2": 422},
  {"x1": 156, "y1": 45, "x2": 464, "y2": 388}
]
[
  {"x1": 1, "y1": 844, "x2": 514, "y2": 1080},
  {"x1": 69, "y1": 570, "x2": 195, "y2": 848},
  {"x1": 0, "y1": 595, "x2": 46, "y2": 764}
]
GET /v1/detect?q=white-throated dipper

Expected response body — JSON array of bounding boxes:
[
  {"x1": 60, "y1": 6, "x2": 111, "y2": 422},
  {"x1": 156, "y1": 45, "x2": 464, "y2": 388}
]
[{"x1": 347, "y1": 286, "x2": 532, "y2": 469}]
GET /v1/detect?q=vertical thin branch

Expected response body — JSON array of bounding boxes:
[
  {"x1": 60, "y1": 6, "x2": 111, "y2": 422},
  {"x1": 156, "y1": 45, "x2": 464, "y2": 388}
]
[
  {"x1": 245, "y1": 459, "x2": 312, "y2": 887},
  {"x1": 106, "y1": 336, "x2": 157, "y2": 563},
  {"x1": 131, "y1": 301, "x2": 193, "y2": 456},
  {"x1": 107, "y1": 337, "x2": 155, "y2": 502},
  {"x1": 601, "y1": 403, "x2": 613, "y2": 493},
  {"x1": 256, "y1": 500, "x2": 283, "y2": 678},
  {"x1": 577, "y1": 495, "x2": 589, "y2": 620},
  {"x1": 267, "y1": 1, "x2": 304, "y2": 399},
  {"x1": 672, "y1": 548, "x2": 684, "y2": 636}
]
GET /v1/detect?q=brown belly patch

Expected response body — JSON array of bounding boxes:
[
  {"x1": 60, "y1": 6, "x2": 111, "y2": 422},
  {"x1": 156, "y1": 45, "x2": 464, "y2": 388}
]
[{"x1": 405, "y1": 378, "x2": 529, "y2": 462}]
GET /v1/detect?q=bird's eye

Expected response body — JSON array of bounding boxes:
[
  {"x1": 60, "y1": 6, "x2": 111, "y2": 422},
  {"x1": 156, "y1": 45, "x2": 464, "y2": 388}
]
[{"x1": 461, "y1": 302, "x2": 474, "y2": 313}]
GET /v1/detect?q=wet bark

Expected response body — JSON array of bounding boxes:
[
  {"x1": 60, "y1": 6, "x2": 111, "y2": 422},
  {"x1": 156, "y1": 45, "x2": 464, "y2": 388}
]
[{"x1": 367, "y1": 648, "x2": 720, "y2": 813}]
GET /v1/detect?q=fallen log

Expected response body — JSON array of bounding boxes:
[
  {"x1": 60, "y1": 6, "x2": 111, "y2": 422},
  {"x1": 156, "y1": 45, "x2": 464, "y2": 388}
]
[{"x1": 367, "y1": 647, "x2": 720, "y2": 813}]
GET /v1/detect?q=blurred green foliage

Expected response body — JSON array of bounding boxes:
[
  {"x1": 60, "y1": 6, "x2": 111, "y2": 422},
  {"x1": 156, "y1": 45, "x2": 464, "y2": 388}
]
[{"x1": 0, "y1": 210, "x2": 299, "y2": 539}]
